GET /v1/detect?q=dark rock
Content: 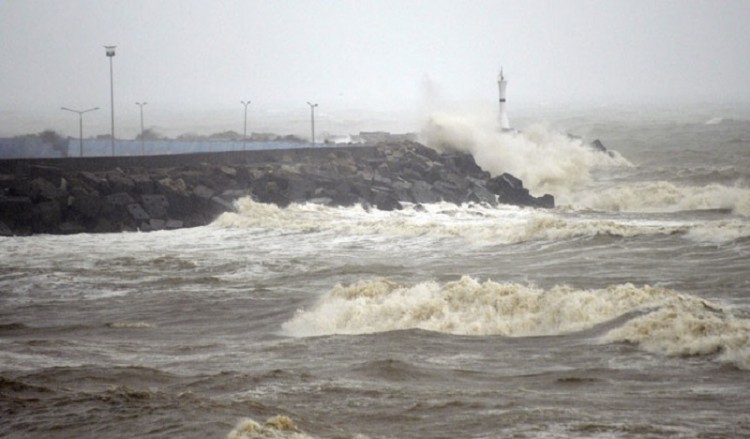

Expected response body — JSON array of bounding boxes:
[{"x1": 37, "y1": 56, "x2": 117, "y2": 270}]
[
  {"x1": 166, "y1": 219, "x2": 183, "y2": 229},
  {"x1": 0, "y1": 140, "x2": 563, "y2": 235},
  {"x1": 131, "y1": 174, "x2": 154, "y2": 193},
  {"x1": 59, "y1": 221, "x2": 86, "y2": 234},
  {"x1": 70, "y1": 194, "x2": 103, "y2": 219},
  {"x1": 410, "y1": 180, "x2": 442, "y2": 204},
  {"x1": 79, "y1": 171, "x2": 109, "y2": 192},
  {"x1": 30, "y1": 177, "x2": 66, "y2": 201},
  {"x1": 126, "y1": 203, "x2": 150, "y2": 221},
  {"x1": 535, "y1": 194, "x2": 555, "y2": 209},
  {"x1": 193, "y1": 184, "x2": 215, "y2": 200},
  {"x1": 141, "y1": 194, "x2": 169, "y2": 219},
  {"x1": 33, "y1": 200, "x2": 61, "y2": 231},
  {"x1": 467, "y1": 183, "x2": 497, "y2": 206},
  {"x1": 106, "y1": 192, "x2": 136, "y2": 206},
  {"x1": 29, "y1": 165, "x2": 63, "y2": 185},
  {"x1": 0, "y1": 221, "x2": 12, "y2": 236},
  {"x1": 106, "y1": 170, "x2": 135, "y2": 192},
  {"x1": 486, "y1": 173, "x2": 554, "y2": 208},
  {"x1": 148, "y1": 218, "x2": 167, "y2": 230},
  {"x1": 590, "y1": 139, "x2": 607, "y2": 152}
]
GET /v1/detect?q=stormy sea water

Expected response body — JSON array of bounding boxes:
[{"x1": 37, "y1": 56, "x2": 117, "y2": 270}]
[{"x1": 2, "y1": 110, "x2": 750, "y2": 438}]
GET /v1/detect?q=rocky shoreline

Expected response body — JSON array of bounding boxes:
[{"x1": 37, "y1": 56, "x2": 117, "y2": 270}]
[{"x1": 0, "y1": 141, "x2": 553, "y2": 236}]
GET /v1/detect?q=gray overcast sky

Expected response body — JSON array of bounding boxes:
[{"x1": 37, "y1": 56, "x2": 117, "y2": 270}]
[{"x1": 1, "y1": 0, "x2": 749, "y2": 136}]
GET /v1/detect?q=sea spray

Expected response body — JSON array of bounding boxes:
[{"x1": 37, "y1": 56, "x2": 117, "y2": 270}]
[
  {"x1": 420, "y1": 111, "x2": 630, "y2": 197},
  {"x1": 420, "y1": 110, "x2": 750, "y2": 216}
]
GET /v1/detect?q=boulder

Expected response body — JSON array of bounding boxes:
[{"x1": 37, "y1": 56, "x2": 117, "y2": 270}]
[
  {"x1": 410, "y1": 180, "x2": 442, "y2": 204},
  {"x1": 126, "y1": 203, "x2": 150, "y2": 221},
  {"x1": 70, "y1": 194, "x2": 103, "y2": 219},
  {"x1": 106, "y1": 192, "x2": 136, "y2": 206},
  {"x1": 106, "y1": 170, "x2": 135, "y2": 192},
  {"x1": 30, "y1": 177, "x2": 66, "y2": 201},
  {"x1": 141, "y1": 194, "x2": 169, "y2": 219}
]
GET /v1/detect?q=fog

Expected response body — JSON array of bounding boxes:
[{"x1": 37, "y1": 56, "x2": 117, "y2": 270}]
[{"x1": 1, "y1": 0, "x2": 749, "y2": 138}]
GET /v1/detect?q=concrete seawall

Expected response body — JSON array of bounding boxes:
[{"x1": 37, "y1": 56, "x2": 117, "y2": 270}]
[{"x1": 0, "y1": 142, "x2": 553, "y2": 236}]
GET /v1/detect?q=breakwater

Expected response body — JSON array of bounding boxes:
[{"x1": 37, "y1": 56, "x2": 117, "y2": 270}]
[{"x1": 0, "y1": 142, "x2": 553, "y2": 236}]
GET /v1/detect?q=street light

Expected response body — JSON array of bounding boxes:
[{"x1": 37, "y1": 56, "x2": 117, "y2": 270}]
[
  {"x1": 61, "y1": 106, "x2": 99, "y2": 157},
  {"x1": 136, "y1": 102, "x2": 147, "y2": 155},
  {"x1": 306, "y1": 101, "x2": 318, "y2": 144},
  {"x1": 241, "y1": 100, "x2": 251, "y2": 151},
  {"x1": 104, "y1": 45, "x2": 116, "y2": 156}
]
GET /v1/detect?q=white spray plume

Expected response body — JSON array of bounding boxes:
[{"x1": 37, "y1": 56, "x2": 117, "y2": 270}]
[{"x1": 420, "y1": 110, "x2": 630, "y2": 198}]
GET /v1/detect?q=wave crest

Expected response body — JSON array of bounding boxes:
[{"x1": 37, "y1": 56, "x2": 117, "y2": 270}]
[
  {"x1": 421, "y1": 112, "x2": 631, "y2": 196},
  {"x1": 564, "y1": 181, "x2": 750, "y2": 217},
  {"x1": 283, "y1": 277, "x2": 750, "y2": 369},
  {"x1": 214, "y1": 198, "x2": 750, "y2": 244}
]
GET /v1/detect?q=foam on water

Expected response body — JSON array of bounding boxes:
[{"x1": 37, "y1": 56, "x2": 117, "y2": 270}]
[
  {"x1": 283, "y1": 276, "x2": 750, "y2": 369},
  {"x1": 420, "y1": 110, "x2": 750, "y2": 217},
  {"x1": 565, "y1": 181, "x2": 750, "y2": 217},
  {"x1": 227, "y1": 416, "x2": 317, "y2": 439},
  {"x1": 213, "y1": 198, "x2": 750, "y2": 244},
  {"x1": 421, "y1": 111, "x2": 631, "y2": 197}
]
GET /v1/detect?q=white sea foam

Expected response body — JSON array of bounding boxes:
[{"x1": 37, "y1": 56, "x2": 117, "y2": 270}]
[
  {"x1": 213, "y1": 198, "x2": 750, "y2": 244},
  {"x1": 226, "y1": 416, "x2": 315, "y2": 439},
  {"x1": 283, "y1": 277, "x2": 750, "y2": 369},
  {"x1": 419, "y1": 110, "x2": 750, "y2": 218},
  {"x1": 421, "y1": 111, "x2": 631, "y2": 197},
  {"x1": 564, "y1": 181, "x2": 750, "y2": 217}
]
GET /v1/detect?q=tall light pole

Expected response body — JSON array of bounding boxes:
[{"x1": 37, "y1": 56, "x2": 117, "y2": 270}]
[
  {"x1": 241, "y1": 100, "x2": 251, "y2": 151},
  {"x1": 136, "y1": 102, "x2": 147, "y2": 155},
  {"x1": 306, "y1": 101, "x2": 318, "y2": 144},
  {"x1": 61, "y1": 106, "x2": 99, "y2": 157},
  {"x1": 104, "y1": 45, "x2": 116, "y2": 156}
]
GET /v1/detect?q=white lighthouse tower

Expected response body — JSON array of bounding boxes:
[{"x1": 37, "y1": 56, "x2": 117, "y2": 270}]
[{"x1": 497, "y1": 68, "x2": 511, "y2": 131}]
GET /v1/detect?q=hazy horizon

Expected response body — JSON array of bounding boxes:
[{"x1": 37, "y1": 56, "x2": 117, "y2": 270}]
[{"x1": 2, "y1": 0, "x2": 750, "y2": 138}]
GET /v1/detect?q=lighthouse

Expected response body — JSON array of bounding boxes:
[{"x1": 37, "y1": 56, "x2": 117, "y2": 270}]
[{"x1": 498, "y1": 68, "x2": 511, "y2": 131}]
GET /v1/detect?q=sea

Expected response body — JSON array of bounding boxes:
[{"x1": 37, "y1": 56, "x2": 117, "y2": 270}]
[{"x1": 2, "y1": 107, "x2": 750, "y2": 438}]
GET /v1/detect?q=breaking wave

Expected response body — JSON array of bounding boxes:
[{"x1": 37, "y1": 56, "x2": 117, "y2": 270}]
[
  {"x1": 227, "y1": 416, "x2": 317, "y2": 439},
  {"x1": 565, "y1": 181, "x2": 750, "y2": 217},
  {"x1": 419, "y1": 110, "x2": 750, "y2": 217},
  {"x1": 421, "y1": 111, "x2": 631, "y2": 197},
  {"x1": 283, "y1": 277, "x2": 750, "y2": 369},
  {"x1": 214, "y1": 198, "x2": 750, "y2": 244}
]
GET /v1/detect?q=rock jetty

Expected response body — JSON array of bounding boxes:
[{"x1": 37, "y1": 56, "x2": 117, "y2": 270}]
[{"x1": 0, "y1": 141, "x2": 553, "y2": 236}]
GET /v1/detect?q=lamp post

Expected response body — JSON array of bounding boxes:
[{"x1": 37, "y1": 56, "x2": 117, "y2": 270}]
[
  {"x1": 306, "y1": 101, "x2": 318, "y2": 144},
  {"x1": 104, "y1": 45, "x2": 116, "y2": 156},
  {"x1": 61, "y1": 106, "x2": 99, "y2": 157},
  {"x1": 241, "y1": 100, "x2": 251, "y2": 151},
  {"x1": 136, "y1": 102, "x2": 147, "y2": 155}
]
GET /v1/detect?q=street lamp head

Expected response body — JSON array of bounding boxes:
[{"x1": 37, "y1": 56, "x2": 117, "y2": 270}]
[
  {"x1": 104, "y1": 45, "x2": 116, "y2": 57},
  {"x1": 241, "y1": 100, "x2": 251, "y2": 106},
  {"x1": 307, "y1": 101, "x2": 318, "y2": 108}
]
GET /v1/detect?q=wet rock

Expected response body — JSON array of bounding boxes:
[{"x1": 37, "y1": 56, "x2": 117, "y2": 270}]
[
  {"x1": 0, "y1": 139, "x2": 560, "y2": 235},
  {"x1": 32, "y1": 200, "x2": 61, "y2": 231},
  {"x1": 106, "y1": 170, "x2": 135, "y2": 192},
  {"x1": 30, "y1": 177, "x2": 66, "y2": 201},
  {"x1": 126, "y1": 203, "x2": 150, "y2": 221},
  {"x1": 70, "y1": 194, "x2": 103, "y2": 219},
  {"x1": 193, "y1": 184, "x2": 215, "y2": 200},
  {"x1": 106, "y1": 192, "x2": 136, "y2": 206},
  {"x1": 487, "y1": 173, "x2": 554, "y2": 208},
  {"x1": 410, "y1": 180, "x2": 441, "y2": 204},
  {"x1": 140, "y1": 194, "x2": 168, "y2": 219}
]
